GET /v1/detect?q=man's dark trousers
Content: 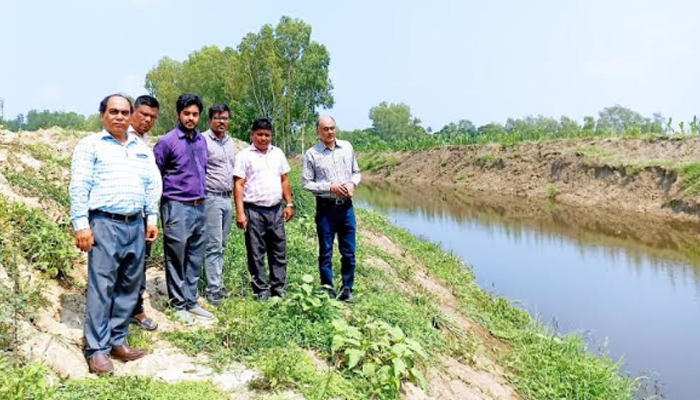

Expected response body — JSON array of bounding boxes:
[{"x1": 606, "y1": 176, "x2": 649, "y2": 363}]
[
  {"x1": 84, "y1": 212, "x2": 144, "y2": 357},
  {"x1": 161, "y1": 200, "x2": 207, "y2": 310},
  {"x1": 132, "y1": 218, "x2": 152, "y2": 316},
  {"x1": 315, "y1": 199, "x2": 357, "y2": 291},
  {"x1": 243, "y1": 203, "x2": 287, "y2": 296}
]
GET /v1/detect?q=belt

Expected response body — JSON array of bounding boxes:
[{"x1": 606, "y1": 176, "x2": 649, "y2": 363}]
[
  {"x1": 178, "y1": 198, "x2": 205, "y2": 206},
  {"x1": 316, "y1": 197, "x2": 352, "y2": 206},
  {"x1": 244, "y1": 202, "x2": 281, "y2": 210},
  {"x1": 206, "y1": 190, "x2": 233, "y2": 198},
  {"x1": 90, "y1": 209, "x2": 142, "y2": 222}
]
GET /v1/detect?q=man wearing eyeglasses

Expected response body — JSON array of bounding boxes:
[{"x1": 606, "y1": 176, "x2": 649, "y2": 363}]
[{"x1": 202, "y1": 104, "x2": 236, "y2": 306}]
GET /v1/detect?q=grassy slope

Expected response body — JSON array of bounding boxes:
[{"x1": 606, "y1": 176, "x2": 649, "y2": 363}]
[{"x1": 0, "y1": 131, "x2": 637, "y2": 399}]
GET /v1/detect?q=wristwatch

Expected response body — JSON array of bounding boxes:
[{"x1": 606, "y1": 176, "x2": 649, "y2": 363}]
[{"x1": 285, "y1": 203, "x2": 294, "y2": 208}]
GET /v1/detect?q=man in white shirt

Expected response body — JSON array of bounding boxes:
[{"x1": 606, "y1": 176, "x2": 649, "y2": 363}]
[
  {"x1": 233, "y1": 117, "x2": 293, "y2": 300},
  {"x1": 127, "y1": 95, "x2": 160, "y2": 331}
]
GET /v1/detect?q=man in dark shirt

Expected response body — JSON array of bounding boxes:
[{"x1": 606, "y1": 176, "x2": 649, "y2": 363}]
[{"x1": 153, "y1": 93, "x2": 212, "y2": 324}]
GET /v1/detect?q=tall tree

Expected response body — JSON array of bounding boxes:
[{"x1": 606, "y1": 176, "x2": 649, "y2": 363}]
[{"x1": 368, "y1": 102, "x2": 426, "y2": 142}]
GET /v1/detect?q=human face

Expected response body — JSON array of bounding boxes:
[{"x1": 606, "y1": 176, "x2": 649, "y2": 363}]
[
  {"x1": 209, "y1": 111, "x2": 230, "y2": 137},
  {"x1": 317, "y1": 117, "x2": 336, "y2": 147},
  {"x1": 100, "y1": 96, "x2": 131, "y2": 137},
  {"x1": 130, "y1": 105, "x2": 159, "y2": 135},
  {"x1": 251, "y1": 129, "x2": 272, "y2": 152},
  {"x1": 178, "y1": 104, "x2": 201, "y2": 132}
]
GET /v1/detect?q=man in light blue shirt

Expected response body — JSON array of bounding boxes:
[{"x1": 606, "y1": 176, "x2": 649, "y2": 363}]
[{"x1": 69, "y1": 94, "x2": 161, "y2": 375}]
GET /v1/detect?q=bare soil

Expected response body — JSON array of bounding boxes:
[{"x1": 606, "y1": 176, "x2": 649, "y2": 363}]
[{"x1": 361, "y1": 137, "x2": 700, "y2": 221}]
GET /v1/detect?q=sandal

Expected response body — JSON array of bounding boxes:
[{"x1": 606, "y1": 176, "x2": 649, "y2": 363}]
[{"x1": 129, "y1": 316, "x2": 158, "y2": 331}]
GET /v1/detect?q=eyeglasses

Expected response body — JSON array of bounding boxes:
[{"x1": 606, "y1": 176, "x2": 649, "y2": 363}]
[{"x1": 212, "y1": 116, "x2": 230, "y2": 121}]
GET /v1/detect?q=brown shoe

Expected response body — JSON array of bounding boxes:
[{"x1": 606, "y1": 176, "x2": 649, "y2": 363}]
[
  {"x1": 87, "y1": 353, "x2": 114, "y2": 375},
  {"x1": 110, "y1": 343, "x2": 148, "y2": 362}
]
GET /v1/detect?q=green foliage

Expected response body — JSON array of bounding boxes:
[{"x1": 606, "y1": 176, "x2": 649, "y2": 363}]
[
  {"x1": 357, "y1": 153, "x2": 400, "y2": 171},
  {"x1": 680, "y1": 162, "x2": 700, "y2": 195},
  {"x1": 5, "y1": 170, "x2": 70, "y2": 208},
  {"x1": 279, "y1": 274, "x2": 342, "y2": 322},
  {"x1": 506, "y1": 330, "x2": 635, "y2": 400},
  {"x1": 0, "y1": 110, "x2": 103, "y2": 132},
  {"x1": 250, "y1": 345, "x2": 360, "y2": 399},
  {"x1": 146, "y1": 16, "x2": 333, "y2": 154},
  {"x1": 54, "y1": 376, "x2": 230, "y2": 400},
  {"x1": 0, "y1": 196, "x2": 77, "y2": 278},
  {"x1": 368, "y1": 102, "x2": 426, "y2": 142},
  {"x1": 0, "y1": 357, "x2": 56, "y2": 400},
  {"x1": 331, "y1": 318, "x2": 427, "y2": 397},
  {"x1": 544, "y1": 184, "x2": 559, "y2": 200}
]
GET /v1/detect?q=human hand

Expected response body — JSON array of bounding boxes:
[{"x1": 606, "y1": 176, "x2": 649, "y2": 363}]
[
  {"x1": 146, "y1": 225, "x2": 159, "y2": 243},
  {"x1": 343, "y1": 183, "x2": 355, "y2": 198},
  {"x1": 236, "y1": 214, "x2": 248, "y2": 231},
  {"x1": 283, "y1": 206, "x2": 294, "y2": 222},
  {"x1": 75, "y1": 229, "x2": 94, "y2": 252},
  {"x1": 330, "y1": 183, "x2": 349, "y2": 198}
]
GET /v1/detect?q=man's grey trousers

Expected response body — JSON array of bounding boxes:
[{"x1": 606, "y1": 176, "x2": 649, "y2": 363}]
[
  {"x1": 161, "y1": 200, "x2": 207, "y2": 311},
  {"x1": 204, "y1": 194, "x2": 233, "y2": 295},
  {"x1": 84, "y1": 213, "x2": 144, "y2": 357}
]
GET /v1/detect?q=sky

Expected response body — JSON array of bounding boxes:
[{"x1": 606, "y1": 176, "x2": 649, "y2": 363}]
[{"x1": 0, "y1": 0, "x2": 698, "y2": 131}]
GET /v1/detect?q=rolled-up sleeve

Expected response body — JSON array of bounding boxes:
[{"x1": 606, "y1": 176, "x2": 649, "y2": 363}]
[
  {"x1": 350, "y1": 148, "x2": 361, "y2": 187},
  {"x1": 69, "y1": 139, "x2": 95, "y2": 231}
]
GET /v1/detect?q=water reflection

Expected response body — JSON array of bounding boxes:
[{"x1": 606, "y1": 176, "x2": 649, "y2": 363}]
[{"x1": 356, "y1": 182, "x2": 700, "y2": 400}]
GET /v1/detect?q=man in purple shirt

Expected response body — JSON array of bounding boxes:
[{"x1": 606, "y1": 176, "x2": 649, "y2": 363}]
[{"x1": 153, "y1": 93, "x2": 213, "y2": 324}]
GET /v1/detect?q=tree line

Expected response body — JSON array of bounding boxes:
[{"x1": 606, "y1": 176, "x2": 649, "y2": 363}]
[{"x1": 341, "y1": 102, "x2": 700, "y2": 152}]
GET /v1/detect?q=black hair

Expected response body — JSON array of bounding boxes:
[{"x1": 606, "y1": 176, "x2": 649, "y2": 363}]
[
  {"x1": 251, "y1": 117, "x2": 273, "y2": 132},
  {"x1": 134, "y1": 95, "x2": 160, "y2": 109},
  {"x1": 209, "y1": 104, "x2": 231, "y2": 119},
  {"x1": 98, "y1": 94, "x2": 133, "y2": 115},
  {"x1": 176, "y1": 93, "x2": 203, "y2": 114}
]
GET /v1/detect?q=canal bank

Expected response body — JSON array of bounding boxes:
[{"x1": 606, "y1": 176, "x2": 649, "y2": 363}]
[{"x1": 355, "y1": 182, "x2": 700, "y2": 400}]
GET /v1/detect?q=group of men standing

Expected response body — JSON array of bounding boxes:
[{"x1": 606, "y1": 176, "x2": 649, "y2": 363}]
[{"x1": 69, "y1": 93, "x2": 361, "y2": 375}]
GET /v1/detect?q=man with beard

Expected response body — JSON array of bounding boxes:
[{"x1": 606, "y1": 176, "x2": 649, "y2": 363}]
[
  {"x1": 202, "y1": 104, "x2": 236, "y2": 306},
  {"x1": 127, "y1": 95, "x2": 161, "y2": 331},
  {"x1": 153, "y1": 94, "x2": 213, "y2": 324},
  {"x1": 70, "y1": 94, "x2": 160, "y2": 374}
]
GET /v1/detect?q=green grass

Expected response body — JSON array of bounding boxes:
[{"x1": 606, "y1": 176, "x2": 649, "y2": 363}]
[
  {"x1": 53, "y1": 376, "x2": 231, "y2": 400},
  {"x1": 680, "y1": 162, "x2": 700, "y2": 195},
  {"x1": 357, "y1": 153, "x2": 400, "y2": 172},
  {"x1": 0, "y1": 195, "x2": 77, "y2": 278}
]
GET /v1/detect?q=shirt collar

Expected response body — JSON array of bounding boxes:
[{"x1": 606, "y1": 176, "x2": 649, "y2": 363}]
[
  {"x1": 176, "y1": 126, "x2": 201, "y2": 140},
  {"x1": 100, "y1": 129, "x2": 138, "y2": 146},
  {"x1": 316, "y1": 139, "x2": 342, "y2": 151},
  {"x1": 206, "y1": 129, "x2": 229, "y2": 143},
  {"x1": 249, "y1": 144, "x2": 275, "y2": 154}
]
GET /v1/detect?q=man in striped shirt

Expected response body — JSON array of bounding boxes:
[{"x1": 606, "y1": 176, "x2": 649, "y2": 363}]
[
  {"x1": 69, "y1": 94, "x2": 161, "y2": 375},
  {"x1": 127, "y1": 95, "x2": 161, "y2": 331},
  {"x1": 233, "y1": 117, "x2": 293, "y2": 300},
  {"x1": 301, "y1": 116, "x2": 361, "y2": 302}
]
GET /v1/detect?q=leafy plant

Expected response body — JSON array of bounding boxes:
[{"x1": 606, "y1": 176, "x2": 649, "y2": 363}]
[
  {"x1": 545, "y1": 184, "x2": 559, "y2": 200},
  {"x1": 331, "y1": 318, "x2": 427, "y2": 397},
  {"x1": 278, "y1": 274, "x2": 341, "y2": 322}
]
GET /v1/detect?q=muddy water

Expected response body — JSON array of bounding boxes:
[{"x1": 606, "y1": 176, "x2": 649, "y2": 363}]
[{"x1": 355, "y1": 182, "x2": 700, "y2": 400}]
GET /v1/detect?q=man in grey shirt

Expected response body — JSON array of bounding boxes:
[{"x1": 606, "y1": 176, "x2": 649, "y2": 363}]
[
  {"x1": 301, "y1": 116, "x2": 361, "y2": 302},
  {"x1": 203, "y1": 104, "x2": 236, "y2": 306}
]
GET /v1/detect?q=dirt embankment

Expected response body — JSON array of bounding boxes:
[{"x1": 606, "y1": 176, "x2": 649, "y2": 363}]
[{"x1": 360, "y1": 137, "x2": 700, "y2": 221}]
